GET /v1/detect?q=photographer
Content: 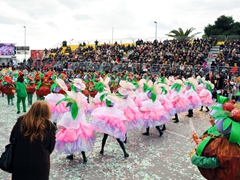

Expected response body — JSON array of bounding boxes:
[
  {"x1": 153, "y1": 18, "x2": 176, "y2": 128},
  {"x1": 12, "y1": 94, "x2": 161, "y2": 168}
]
[{"x1": 222, "y1": 79, "x2": 232, "y2": 98}]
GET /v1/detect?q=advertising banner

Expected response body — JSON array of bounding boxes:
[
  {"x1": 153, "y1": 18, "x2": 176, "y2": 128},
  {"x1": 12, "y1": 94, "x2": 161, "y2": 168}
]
[{"x1": 31, "y1": 50, "x2": 44, "y2": 60}]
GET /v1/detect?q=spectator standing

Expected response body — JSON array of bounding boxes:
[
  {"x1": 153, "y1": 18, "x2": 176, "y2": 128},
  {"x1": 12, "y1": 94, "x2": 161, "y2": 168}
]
[{"x1": 10, "y1": 101, "x2": 56, "y2": 180}]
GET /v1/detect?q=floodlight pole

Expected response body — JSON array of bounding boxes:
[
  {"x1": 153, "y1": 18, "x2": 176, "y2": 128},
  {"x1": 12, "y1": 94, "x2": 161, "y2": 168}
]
[
  {"x1": 24, "y1": 26, "x2": 26, "y2": 61},
  {"x1": 112, "y1": 27, "x2": 114, "y2": 45},
  {"x1": 154, "y1": 21, "x2": 157, "y2": 40}
]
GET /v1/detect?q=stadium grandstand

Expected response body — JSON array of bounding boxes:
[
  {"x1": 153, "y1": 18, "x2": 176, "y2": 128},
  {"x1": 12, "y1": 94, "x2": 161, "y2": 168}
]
[{"x1": 2, "y1": 36, "x2": 240, "y2": 79}]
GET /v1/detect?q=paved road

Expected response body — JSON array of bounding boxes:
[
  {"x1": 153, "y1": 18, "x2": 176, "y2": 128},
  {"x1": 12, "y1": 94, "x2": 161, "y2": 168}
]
[{"x1": 0, "y1": 95, "x2": 209, "y2": 180}]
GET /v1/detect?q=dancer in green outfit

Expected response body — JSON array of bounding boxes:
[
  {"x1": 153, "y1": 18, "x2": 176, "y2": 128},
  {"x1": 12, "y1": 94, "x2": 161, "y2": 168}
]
[{"x1": 16, "y1": 72, "x2": 27, "y2": 114}]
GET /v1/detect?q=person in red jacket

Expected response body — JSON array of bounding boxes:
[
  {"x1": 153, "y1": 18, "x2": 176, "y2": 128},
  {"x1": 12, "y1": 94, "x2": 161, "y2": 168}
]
[
  {"x1": 26, "y1": 75, "x2": 36, "y2": 106},
  {"x1": 2, "y1": 75, "x2": 15, "y2": 105}
]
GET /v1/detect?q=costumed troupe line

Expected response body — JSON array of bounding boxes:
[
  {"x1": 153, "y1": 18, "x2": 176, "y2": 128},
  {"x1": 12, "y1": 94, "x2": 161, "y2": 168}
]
[
  {"x1": 0, "y1": 68, "x2": 213, "y2": 163},
  {"x1": 2, "y1": 68, "x2": 240, "y2": 179}
]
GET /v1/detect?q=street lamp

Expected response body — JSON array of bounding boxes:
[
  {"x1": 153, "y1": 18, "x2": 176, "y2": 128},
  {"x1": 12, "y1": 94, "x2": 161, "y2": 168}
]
[
  {"x1": 154, "y1": 21, "x2": 157, "y2": 40},
  {"x1": 23, "y1": 26, "x2": 26, "y2": 61},
  {"x1": 112, "y1": 27, "x2": 114, "y2": 45}
]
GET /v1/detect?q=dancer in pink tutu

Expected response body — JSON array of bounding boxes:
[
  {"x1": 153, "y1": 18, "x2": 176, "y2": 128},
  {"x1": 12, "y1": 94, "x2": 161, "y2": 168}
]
[
  {"x1": 184, "y1": 77, "x2": 202, "y2": 117},
  {"x1": 199, "y1": 80, "x2": 214, "y2": 112},
  {"x1": 116, "y1": 80, "x2": 143, "y2": 132},
  {"x1": 198, "y1": 78, "x2": 214, "y2": 112},
  {"x1": 45, "y1": 78, "x2": 69, "y2": 125},
  {"x1": 170, "y1": 79, "x2": 190, "y2": 123},
  {"x1": 133, "y1": 79, "x2": 148, "y2": 108},
  {"x1": 91, "y1": 76, "x2": 110, "y2": 110},
  {"x1": 115, "y1": 80, "x2": 144, "y2": 143},
  {"x1": 91, "y1": 94, "x2": 129, "y2": 158},
  {"x1": 140, "y1": 80, "x2": 167, "y2": 136},
  {"x1": 55, "y1": 78, "x2": 95, "y2": 163},
  {"x1": 156, "y1": 81, "x2": 174, "y2": 131}
]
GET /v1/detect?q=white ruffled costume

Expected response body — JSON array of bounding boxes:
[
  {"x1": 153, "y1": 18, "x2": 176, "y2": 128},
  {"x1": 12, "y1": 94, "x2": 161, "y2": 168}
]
[{"x1": 54, "y1": 78, "x2": 95, "y2": 154}]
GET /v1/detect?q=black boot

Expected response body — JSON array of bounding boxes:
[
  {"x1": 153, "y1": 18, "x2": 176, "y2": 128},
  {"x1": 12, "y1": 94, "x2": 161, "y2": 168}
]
[
  {"x1": 124, "y1": 134, "x2": 127, "y2": 144},
  {"x1": 142, "y1": 127, "x2": 150, "y2": 136},
  {"x1": 200, "y1": 106, "x2": 203, "y2": 111},
  {"x1": 156, "y1": 126, "x2": 163, "y2": 137},
  {"x1": 100, "y1": 134, "x2": 108, "y2": 155},
  {"x1": 81, "y1": 151, "x2": 87, "y2": 164},
  {"x1": 161, "y1": 124, "x2": 166, "y2": 131},
  {"x1": 206, "y1": 107, "x2": 210, "y2": 112},
  {"x1": 173, "y1": 114, "x2": 179, "y2": 123},
  {"x1": 66, "y1": 154, "x2": 74, "y2": 160},
  {"x1": 186, "y1": 109, "x2": 193, "y2": 117},
  {"x1": 116, "y1": 138, "x2": 129, "y2": 158}
]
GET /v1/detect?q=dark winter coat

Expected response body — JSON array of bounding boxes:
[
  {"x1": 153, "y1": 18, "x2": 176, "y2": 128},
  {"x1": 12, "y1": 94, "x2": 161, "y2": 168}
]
[{"x1": 10, "y1": 116, "x2": 56, "y2": 180}]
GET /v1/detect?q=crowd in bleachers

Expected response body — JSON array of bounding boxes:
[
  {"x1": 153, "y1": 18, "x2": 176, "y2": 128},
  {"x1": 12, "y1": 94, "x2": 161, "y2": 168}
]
[
  {"x1": 4, "y1": 38, "x2": 239, "y2": 80},
  {"x1": 214, "y1": 39, "x2": 240, "y2": 67},
  {"x1": 28, "y1": 38, "x2": 212, "y2": 77},
  {"x1": 1, "y1": 37, "x2": 240, "y2": 99}
]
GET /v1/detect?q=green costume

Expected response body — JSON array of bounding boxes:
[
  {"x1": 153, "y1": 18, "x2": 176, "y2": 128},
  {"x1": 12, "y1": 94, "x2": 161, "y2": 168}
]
[
  {"x1": 191, "y1": 154, "x2": 220, "y2": 169},
  {"x1": 16, "y1": 81, "x2": 27, "y2": 113},
  {"x1": 27, "y1": 94, "x2": 33, "y2": 106}
]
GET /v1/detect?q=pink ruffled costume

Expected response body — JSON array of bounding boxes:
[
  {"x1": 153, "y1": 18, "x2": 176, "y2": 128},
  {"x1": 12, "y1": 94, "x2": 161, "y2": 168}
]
[
  {"x1": 199, "y1": 89, "x2": 213, "y2": 107},
  {"x1": 45, "y1": 93, "x2": 69, "y2": 123},
  {"x1": 55, "y1": 111, "x2": 95, "y2": 154},
  {"x1": 140, "y1": 99, "x2": 169, "y2": 127},
  {"x1": 116, "y1": 97, "x2": 144, "y2": 132},
  {"x1": 91, "y1": 105, "x2": 127, "y2": 142},
  {"x1": 91, "y1": 92, "x2": 107, "y2": 110},
  {"x1": 170, "y1": 91, "x2": 191, "y2": 113},
  {"x1": 185, "y1": 89, "x2": 202, "y2": 109},
  {"x1": 134, "y1": 91, "x2": 148, "y2": 108},
  {"x1": 158, "y1": 94, "x2": 176, "y2": 117}
]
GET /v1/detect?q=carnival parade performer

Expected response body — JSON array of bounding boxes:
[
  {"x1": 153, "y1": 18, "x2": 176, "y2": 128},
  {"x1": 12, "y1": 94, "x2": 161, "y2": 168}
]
[
  {"x1": 190, "y1": 94, "x2": 240, "y2": 180},
  {"x1": 91, "y1": 93, "x2": 129, "y2": 158},
  {"x1": 54, "y1": 78, "x2": 95, "y2": 163},
  {"x1": 16, "y1": 72, "x2": 27, "y2": 114},
  {"x1": 35, "y1": 71, "x2": 51, "y2": 100},
  {"x1": 2, "y1": 75, "x2": 15, "y2": 106},
  {"x1": 91, "y1": 76, "x2": 110, "y2": 110},
  {"x1": 169, "y1": 79, "x2": 190, "y2": 123},
  {"x1": 184, "y1": 77, "x2": 202, "y2": 117},
  {"x1": 116, "y1": 80, "x2": 143, "y2": 132},
  {"x1": 25, "y1": 75, "x2": 36, "y2": 106},
  {"x1": 197, "y1": 77, "x2": 214, "y2": 112},
  {"x1": 45, "y1": 77, "x2": 69, "y2": 125},
  {"x1": 140, "y1": 80, "x2": 167, "y2": 136},
  {"x1": 156, "y1": 77, "x2": 174, "y2": 131}
]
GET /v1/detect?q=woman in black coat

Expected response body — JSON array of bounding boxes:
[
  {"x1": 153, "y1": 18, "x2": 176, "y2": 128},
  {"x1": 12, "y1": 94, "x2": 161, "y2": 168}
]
[{"x1": 10, "y1": 100, "x2": 56, "y2": 180}]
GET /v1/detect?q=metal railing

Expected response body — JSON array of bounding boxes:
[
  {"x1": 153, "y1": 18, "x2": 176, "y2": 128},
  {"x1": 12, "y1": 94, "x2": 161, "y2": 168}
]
[{"x1": 27, "y1": 60, "x2": 240, "y2": 78}]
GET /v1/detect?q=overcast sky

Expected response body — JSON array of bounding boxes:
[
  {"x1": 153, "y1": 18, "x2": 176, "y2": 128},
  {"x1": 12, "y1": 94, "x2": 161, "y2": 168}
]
[{"x1": 1, "y1": 0, "x2": 240, "y2": 50}]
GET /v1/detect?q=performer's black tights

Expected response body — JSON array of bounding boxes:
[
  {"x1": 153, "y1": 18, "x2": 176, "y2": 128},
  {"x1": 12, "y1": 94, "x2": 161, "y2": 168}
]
[{"x1": 100, "y1": 133, "x2": 128, "y2": 157}]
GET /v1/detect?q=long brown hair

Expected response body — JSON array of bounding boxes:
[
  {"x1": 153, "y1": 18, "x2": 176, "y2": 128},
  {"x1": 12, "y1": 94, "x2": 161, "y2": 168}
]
[{"x1": 20, "y1": 101, "x2": 52, "y2": 142}]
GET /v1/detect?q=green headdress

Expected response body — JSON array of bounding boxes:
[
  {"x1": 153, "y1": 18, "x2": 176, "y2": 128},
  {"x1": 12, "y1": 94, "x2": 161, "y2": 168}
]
[
  {"x1": 185, "y1": 81, "x2": 196, "y2": 91},
  {"x1": 171, "y1": 81, "x2": 183, "y2": 92},
  {"x1": 143, "y1": 80, "x2": 160, "y2": 102}
]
